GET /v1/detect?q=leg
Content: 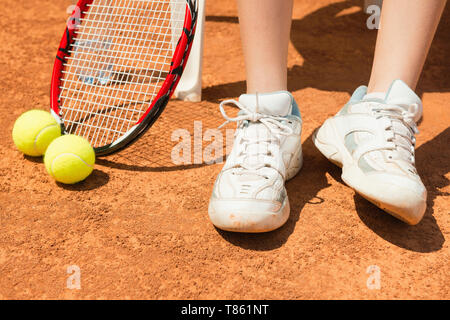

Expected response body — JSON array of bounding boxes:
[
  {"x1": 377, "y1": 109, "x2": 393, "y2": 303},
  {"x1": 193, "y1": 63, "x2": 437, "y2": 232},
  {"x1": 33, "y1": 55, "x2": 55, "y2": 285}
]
[
  {"x1": 208, "y1": 0, "x2": 302, "y2": 233},
  {"x1": 368, "y1": 0, "x2": 447, "y2": 93},
  {"x1": 237, "y1": 0, "x2": 293, "y2": 93}
]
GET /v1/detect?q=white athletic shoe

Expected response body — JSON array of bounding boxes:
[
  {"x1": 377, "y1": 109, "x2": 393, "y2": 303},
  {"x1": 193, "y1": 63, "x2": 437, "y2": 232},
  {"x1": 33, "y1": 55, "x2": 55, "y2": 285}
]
[
  {"x1": 208, "y1": 91, "x2": 303, "y2": 233},
  {"x1": 313, "y1": 80, "x2": 427, "y2": 225}
]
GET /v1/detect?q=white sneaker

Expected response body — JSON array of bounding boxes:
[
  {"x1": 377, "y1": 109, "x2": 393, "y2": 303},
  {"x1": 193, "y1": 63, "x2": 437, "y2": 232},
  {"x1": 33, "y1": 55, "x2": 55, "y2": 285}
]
[
  {"x1": 313, "y1": 80, "x2": 427, "y2": 225},
  {"x1": 208, "y1": 91, "x2": 303, "y2": 233}
]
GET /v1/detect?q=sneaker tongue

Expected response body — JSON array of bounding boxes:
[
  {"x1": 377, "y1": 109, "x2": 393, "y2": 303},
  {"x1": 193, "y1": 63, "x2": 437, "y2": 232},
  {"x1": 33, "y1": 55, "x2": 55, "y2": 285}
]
[
  {"x1": 239, "y1": 91, "x2": 292, "y2": 116},
  {"x1": 363, "y1": 92, "x2": 386, "y2": 101},
  {"x1": 241, "y1": 122, "x2": 271, "y2": 169}
]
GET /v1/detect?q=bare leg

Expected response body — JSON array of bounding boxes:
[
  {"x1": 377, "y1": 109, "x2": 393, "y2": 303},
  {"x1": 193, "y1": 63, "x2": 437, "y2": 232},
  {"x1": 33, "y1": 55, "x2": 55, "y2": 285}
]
[
  {"x1": 368, "y1": 0, "x2": 447, "y2": 93},
  {"x1": 237, "y1": 0, "x2": 293, "y2": 93}
]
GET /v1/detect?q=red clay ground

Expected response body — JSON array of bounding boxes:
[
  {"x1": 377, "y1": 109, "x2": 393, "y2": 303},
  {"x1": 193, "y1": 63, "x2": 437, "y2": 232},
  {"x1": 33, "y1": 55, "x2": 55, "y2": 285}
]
[{"x1": 0, "y1": 0, "x2": 449, "y2": 299}]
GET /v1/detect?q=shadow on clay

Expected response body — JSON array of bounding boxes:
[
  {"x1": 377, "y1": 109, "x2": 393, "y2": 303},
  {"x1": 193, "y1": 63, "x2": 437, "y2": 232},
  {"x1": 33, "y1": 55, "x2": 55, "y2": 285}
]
[
  {"x1": 23, "y1": 155, "x2": 44, "y2": 163},
  {"x1": 354, "y1": 127, "x2": 448, "y2": 252},
  {"x1": 96, "y1": 158, "x2": 222, "y2": 173},
  {"x1": 56, "y1": 169, "x2": 110, "y2": 191},
  {"x1": 24, "y1": 155, "x2": 110, "y2": 191}
]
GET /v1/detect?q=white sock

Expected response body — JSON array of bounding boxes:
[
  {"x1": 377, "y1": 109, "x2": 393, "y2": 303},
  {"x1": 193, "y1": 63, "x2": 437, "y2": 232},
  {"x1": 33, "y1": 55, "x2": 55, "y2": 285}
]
[{"x1": 363, "y1": 92, "x2": 385, "y2": 101}]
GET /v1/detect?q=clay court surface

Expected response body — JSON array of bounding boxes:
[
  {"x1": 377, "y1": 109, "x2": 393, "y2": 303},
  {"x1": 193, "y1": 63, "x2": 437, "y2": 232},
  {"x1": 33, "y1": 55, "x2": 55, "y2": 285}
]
[{"x1": 1, "y1": 0, "x2": 449, "y2": 299}]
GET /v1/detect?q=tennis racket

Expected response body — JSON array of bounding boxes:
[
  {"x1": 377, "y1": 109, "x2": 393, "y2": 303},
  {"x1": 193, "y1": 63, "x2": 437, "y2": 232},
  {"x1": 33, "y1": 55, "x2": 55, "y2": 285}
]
[{"x1": 51, "y1": 0, "x2": 198, "y2": 156}]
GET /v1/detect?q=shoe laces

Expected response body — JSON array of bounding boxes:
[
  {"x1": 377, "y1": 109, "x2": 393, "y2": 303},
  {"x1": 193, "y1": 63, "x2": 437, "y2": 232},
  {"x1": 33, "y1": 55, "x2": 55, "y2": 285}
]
[
  {"x1": 370, "y1": 102, "x2": 419, "y2": 166},
  {"x1": 218, "y1": 96, "x2": 293, "y2": 178}
]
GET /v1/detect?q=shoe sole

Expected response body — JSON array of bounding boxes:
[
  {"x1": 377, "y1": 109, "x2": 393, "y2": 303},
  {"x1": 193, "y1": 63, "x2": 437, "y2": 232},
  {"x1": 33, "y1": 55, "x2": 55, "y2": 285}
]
[
  {"x1": 313, "y1": 119, "x2": 425, "y2": 225},
  {"x1": 209, "y1": 144, "x2": 303, "y2": 233}
]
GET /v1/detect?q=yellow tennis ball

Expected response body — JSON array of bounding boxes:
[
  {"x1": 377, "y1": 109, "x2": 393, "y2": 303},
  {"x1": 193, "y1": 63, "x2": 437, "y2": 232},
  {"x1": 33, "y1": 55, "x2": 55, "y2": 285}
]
[
  {"x1": 44, "y1": 135, "x2": 96, "y2": 184},
  {"x1": 12, "y1": 110, "x2": 61, "y2": 156}
]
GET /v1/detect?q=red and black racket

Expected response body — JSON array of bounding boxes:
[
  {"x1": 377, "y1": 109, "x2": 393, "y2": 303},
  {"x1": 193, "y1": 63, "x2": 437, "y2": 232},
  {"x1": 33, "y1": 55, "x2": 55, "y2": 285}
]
[{"x1": 51, "y1": 0, "x2": 198, "y2": 156}]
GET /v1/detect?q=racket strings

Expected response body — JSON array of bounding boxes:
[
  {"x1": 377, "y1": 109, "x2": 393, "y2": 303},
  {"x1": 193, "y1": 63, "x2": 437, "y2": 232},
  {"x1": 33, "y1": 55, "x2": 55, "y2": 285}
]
[
  {"x1": 59, "y1": 0, "x2": 186, "y2": 148},
  {"x1": 63, "y1": 0, "x2": 178, "y2": 144}
]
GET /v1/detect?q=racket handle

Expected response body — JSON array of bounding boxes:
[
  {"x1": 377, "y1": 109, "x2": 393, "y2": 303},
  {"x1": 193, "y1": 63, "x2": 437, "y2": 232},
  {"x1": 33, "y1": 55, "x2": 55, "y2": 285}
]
[{"x1": 174, "y1": 0, "x2": 206, "y2": 102}]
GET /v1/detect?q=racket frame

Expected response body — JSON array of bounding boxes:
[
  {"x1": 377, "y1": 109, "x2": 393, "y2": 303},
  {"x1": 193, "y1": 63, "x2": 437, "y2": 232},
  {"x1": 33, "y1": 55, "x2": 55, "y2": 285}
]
[{"x1": 50, "y1": 0, "x2": 198, "y2": 156}]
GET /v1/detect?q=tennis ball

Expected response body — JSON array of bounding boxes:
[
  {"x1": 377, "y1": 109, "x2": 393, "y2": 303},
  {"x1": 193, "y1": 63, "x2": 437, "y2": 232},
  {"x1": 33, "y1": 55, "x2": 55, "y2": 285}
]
[
  {"x1": 12, "y1": 110, "x2": 61, "y2": 156},
  {"x1": 44, "y1": 135, "x2": 95, "y2": 184}
]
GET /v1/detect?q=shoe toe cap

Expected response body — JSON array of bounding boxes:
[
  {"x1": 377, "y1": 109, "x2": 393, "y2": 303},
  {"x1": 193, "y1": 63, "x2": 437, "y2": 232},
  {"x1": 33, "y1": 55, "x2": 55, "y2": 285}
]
[
  {"x1": 357, "y1": 173, "x2": 427, "y2": 225},
  {"x1": 208, "y1": 198, "x2": 289, "y2": 233}
]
